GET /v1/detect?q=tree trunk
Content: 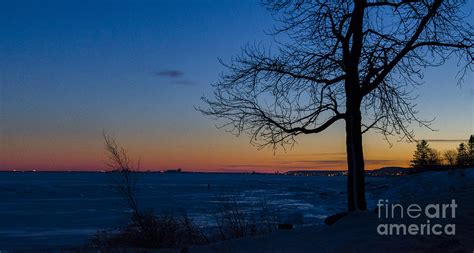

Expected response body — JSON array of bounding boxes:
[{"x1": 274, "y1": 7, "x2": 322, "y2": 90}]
[{"x1": 345, "y1": 99, "x2": 367, "y2": 211}]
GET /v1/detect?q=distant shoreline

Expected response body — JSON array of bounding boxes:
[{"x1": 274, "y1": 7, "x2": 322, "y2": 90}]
[{"x1": 0, "y1": 166, "x2": 411, "y2": 177}]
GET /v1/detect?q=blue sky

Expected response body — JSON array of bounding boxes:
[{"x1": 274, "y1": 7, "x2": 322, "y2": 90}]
[{"x1": 1, "y1": 0, "x2": 473, "y2": 171}]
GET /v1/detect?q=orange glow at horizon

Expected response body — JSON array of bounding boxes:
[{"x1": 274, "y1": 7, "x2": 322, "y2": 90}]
[
  {"x1": 1, "y1": 121, "x2": 470, "y2": 172},
  {"x1": 0, "y1": 130, "x2": 424, "y2": 172}
]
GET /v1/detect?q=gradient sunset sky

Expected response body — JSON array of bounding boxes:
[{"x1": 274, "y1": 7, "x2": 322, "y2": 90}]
[{"x1": 1, "y1": 0, "x2": 473, "y2": 172}]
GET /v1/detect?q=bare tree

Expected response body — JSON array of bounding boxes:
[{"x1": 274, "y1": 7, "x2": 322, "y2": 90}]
[
  {"x1": 443, "y1": 149, "x2": 457, "y2": 166},
  {"x1": 199, "y1": 0, "x2": 473, "y2": 211}
]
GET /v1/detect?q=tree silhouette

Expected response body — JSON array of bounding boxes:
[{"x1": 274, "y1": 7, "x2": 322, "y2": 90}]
[
  {"x1": 456, "y1": 142, "x2": 469, "y2": 166},
  {"x1": 411, "y1": 140, "x2": 430, "y2": 168},
  {"x1": 469, "y1": 135, "x2": 474, "y2": 166},
  {"x1": 410, "y1": 140, "x2": 440, "y2": 168},
  {"x1": 200, "y1": 0, "x2": 473, "y2": 211},
  {"x1": 443, "y1": 149, "x2": 457, "y2": 166}
]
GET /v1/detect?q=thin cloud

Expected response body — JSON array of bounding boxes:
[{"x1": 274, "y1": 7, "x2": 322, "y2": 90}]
[
  {"x1": 276, "y1": 152, "x2": 346, "y2": 158},
  {"x1": 423, "y1": 139, "x2": 468, "y2": 142},
  {"x1": 153, "y1": 70, "x2": 196, "y2": 85},
  {"x1": 292, "y1": 160, "x2": 347, "y2": 165},
  {"x1": 365, "y1": 159, "x2": 399, "y2": 165},
  {"x1": 225, "y1": 164, "x2": 273, "y2": 168},
  {"x1": 286, "y1": 159, "x2": 398, "y2": 166},
  {"x1": 224, "y1": 159, "x2": 401, "y2": 170},
  {"x1": 153, "y1": 70, "x2": 184, "y2": 78},
  {"x1": 222, "y1": 164, "x2": 336, "y2": 170}
]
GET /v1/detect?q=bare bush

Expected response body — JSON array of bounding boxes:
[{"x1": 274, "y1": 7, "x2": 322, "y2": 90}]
[
  {"x1": 211, "y1": 194, "x2": 281, "y2": 240},
  {"x1": 96, "y1": 133, "x2": 208, "y2": 250},
  {"x1": 103, "y1": 132, "x2": 141, "y2": 221},
  {"x1": 92, "y1": 212, "x2": 208, "y2": 250}
]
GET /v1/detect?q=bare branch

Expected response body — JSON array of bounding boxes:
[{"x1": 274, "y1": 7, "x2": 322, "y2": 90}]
[{"x1": 362, "y1": 0, "x2": 444, "y2": 95}]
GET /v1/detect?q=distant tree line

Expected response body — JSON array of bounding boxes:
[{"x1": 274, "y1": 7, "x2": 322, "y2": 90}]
[{"x1": 411, "y1": 135, "x2": 474, "y2": 169}]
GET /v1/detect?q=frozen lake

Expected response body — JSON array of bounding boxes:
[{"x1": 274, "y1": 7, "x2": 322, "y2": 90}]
[{"x1": 0, "y1": 172, "x2": 383, "y2": 251}]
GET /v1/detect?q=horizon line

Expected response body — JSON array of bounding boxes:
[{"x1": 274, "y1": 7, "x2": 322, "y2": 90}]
[{"x1": 0, "y1": 166, "x2": 409, "y2": 173}]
